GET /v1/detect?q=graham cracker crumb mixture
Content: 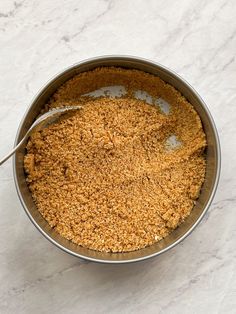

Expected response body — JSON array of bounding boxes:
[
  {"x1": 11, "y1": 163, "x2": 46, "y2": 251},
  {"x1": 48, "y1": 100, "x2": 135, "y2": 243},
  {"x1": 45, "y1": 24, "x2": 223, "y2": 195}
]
[{"x1": 24, "y1": 67, "x2": 206, "y2": 252}]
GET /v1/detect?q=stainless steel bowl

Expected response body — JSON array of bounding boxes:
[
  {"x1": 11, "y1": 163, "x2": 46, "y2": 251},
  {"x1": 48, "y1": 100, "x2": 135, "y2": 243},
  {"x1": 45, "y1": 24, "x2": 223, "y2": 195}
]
[{"x1": 13, "y1": 56, "x2": 220, "y2": 263}]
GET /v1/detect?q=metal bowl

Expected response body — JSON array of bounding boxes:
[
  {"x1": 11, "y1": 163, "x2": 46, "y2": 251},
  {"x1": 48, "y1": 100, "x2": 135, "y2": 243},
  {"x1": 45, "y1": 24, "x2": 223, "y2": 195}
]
[{"x1": 13, "y1": 56, "x2": 220, "y2": 263}]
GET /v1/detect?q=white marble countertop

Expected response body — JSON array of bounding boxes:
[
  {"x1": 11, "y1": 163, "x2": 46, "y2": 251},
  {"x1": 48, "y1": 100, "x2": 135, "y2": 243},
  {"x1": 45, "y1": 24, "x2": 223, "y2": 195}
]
[{"x1": 0, "y1": 0, "x2": 235, "y2": 313}]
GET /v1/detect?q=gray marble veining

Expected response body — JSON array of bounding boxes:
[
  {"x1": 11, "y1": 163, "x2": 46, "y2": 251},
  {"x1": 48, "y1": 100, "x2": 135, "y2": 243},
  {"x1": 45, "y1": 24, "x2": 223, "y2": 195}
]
[{"x1": 0, "y1": 0, "x2": 235, "y2": 313}]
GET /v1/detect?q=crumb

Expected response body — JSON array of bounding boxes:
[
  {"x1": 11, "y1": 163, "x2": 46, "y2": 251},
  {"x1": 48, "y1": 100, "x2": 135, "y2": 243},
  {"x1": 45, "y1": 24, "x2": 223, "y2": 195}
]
[{"x1": 24, "y1": 67, "x2": 206, "y2": 253}]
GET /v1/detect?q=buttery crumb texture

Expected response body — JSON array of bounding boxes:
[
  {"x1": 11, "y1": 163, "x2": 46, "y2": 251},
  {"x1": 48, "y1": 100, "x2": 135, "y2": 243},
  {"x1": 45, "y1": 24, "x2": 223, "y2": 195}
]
[{"x1": 24, "y1": 67, "x2": 206, "y2": 253}]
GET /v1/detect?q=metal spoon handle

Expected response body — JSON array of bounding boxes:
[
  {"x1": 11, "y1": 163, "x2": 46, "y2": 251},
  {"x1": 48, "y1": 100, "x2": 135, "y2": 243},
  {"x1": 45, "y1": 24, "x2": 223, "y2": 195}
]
[
  {"x1": 0, "y1": 105, "x2": 82, "y2": 166},
  {"x1": 0, "y1": 137, "x2": 26, "y2": 165}
]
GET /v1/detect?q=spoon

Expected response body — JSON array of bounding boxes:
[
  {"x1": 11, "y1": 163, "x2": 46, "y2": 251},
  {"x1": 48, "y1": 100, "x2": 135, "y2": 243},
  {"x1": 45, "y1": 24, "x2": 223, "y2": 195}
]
[{"x1": 0, "y1": 105, "x2": 82, "y2": 166}]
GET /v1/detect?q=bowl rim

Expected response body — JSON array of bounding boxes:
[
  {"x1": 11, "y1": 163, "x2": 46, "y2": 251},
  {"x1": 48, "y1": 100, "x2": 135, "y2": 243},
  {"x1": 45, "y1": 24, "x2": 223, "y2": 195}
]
[{"x1": 13, "y1": 55, "x2": 221, "y2": 263}]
